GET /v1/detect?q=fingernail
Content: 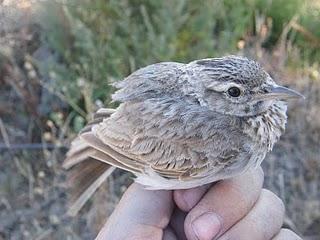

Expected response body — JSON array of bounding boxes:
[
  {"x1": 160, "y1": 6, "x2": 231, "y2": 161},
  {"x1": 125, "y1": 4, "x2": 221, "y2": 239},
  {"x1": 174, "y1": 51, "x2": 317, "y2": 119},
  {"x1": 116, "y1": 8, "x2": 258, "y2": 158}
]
[{"x1": 192, "y1": 212, "x2": 222, "y2": 240}]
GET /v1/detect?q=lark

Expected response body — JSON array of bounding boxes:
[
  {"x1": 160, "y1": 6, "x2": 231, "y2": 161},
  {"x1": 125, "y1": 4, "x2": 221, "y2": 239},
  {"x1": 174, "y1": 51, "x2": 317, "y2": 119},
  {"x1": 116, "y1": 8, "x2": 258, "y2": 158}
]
[{"x1": 63, "y1": 55, "x2": 303, "y2": 215}]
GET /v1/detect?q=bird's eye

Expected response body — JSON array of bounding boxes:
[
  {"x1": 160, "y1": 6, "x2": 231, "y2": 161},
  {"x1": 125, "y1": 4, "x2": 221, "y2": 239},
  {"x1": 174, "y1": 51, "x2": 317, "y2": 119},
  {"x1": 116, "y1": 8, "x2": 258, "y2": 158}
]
[{"x1": 227, "y1": 87, "x2": 241, "y2": 97}]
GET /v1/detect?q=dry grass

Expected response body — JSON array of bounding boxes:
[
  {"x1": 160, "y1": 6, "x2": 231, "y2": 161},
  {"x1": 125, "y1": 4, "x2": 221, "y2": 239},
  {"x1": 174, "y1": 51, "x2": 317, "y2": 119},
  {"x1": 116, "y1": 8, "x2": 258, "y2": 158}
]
[{"x1": 0, "y1": 1, "x2": 319, "y2": 239}]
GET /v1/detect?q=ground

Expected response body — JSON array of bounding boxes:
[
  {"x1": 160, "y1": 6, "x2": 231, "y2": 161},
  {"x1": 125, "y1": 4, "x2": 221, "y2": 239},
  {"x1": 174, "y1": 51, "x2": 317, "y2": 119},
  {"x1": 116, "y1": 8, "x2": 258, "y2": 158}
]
[{"x1": 0, "y1": 1, "x2": 319, "y2": 239}]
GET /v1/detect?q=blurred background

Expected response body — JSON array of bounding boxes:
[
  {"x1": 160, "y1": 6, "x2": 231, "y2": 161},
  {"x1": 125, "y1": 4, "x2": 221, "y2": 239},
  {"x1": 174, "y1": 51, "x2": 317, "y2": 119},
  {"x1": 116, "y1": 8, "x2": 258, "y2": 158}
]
[{"x1": 0, "y1": 0, "x2": 319, "y2": 239}]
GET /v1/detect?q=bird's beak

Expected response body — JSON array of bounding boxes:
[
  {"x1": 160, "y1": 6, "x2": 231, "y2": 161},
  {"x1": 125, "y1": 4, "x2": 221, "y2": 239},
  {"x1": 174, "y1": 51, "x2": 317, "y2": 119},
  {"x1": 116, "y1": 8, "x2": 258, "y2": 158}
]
[
  {"x1": 258, "y1": 84, "x2": 305, "y2": 101},
  {"x1": 268, "y1": 85, "x2": 305, "y2": 100}
]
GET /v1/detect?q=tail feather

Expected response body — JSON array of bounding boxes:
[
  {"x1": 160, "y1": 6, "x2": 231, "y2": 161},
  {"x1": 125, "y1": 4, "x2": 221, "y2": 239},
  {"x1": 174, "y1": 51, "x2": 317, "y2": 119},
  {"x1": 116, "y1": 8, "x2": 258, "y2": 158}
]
[
  {"x1": 67, "y1": 160, "x2": 115, "y2": 216},
  {"x1": 63, "y1": 108, "x2": 117, "y2": 216}
]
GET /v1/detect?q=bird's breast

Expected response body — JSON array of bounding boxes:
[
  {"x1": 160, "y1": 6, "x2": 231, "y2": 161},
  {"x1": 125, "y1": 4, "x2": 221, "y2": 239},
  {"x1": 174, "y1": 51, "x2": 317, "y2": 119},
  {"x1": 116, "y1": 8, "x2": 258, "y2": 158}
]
[{"x1": 243, "y1": 102, "x2": 287, "y2": 152}]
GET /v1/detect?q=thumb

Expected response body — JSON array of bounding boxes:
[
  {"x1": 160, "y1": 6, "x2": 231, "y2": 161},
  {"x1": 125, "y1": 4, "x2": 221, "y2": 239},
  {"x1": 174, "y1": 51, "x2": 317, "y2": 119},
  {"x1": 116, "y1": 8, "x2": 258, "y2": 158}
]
[{"x1": 96, "y1": 183, "x2": 174, "y2": 240}]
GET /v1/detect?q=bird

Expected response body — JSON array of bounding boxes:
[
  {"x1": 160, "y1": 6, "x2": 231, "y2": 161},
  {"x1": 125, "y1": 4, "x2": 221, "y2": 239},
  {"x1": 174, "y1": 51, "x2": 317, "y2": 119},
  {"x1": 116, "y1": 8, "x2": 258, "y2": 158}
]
[{"x1": 63, "y1": 55, "x2": 303, "y2": 215}]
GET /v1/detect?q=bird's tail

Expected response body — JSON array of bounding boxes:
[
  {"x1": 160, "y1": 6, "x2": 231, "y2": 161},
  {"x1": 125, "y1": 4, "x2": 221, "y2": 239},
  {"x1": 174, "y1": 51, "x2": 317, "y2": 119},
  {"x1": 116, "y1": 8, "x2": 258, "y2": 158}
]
[{"x1": 63, "y1": 108, "x2": 116, "y2": 216}]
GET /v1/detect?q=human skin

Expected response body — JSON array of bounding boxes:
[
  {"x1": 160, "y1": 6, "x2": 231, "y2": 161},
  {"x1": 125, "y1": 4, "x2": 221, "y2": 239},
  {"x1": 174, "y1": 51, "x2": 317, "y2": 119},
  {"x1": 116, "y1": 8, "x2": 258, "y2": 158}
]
[{"x1": 96, "y1": 167, "x2": 302, "y2": 240}]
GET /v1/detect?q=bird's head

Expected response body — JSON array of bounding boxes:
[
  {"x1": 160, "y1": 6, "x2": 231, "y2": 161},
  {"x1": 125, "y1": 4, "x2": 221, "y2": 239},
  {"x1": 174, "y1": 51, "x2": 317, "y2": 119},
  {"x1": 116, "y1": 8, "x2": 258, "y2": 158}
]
[{"x1": 185, "y1": 56, "x2": 304, "y2": 117}]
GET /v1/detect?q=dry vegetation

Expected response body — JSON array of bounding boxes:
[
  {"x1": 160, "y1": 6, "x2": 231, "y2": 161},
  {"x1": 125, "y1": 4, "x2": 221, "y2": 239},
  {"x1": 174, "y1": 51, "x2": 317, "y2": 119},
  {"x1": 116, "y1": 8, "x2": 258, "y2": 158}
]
[{"x1": 0, "y1": 0, "x2": 319, "y2": 239}]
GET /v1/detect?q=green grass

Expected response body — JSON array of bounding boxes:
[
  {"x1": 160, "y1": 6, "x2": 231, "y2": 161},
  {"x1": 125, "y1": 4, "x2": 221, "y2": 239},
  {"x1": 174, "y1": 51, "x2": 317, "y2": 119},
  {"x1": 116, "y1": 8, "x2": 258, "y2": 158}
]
[{"x1": 1, "y1": 1, "x2": 319, "y2": 238}]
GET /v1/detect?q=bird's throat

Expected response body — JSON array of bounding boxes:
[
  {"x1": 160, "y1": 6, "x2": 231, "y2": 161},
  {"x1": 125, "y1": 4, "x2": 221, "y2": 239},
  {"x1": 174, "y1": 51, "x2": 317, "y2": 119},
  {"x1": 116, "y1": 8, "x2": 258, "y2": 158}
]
[{"x1": 243, "y1": 102, "x2": 287, "y2": 151}]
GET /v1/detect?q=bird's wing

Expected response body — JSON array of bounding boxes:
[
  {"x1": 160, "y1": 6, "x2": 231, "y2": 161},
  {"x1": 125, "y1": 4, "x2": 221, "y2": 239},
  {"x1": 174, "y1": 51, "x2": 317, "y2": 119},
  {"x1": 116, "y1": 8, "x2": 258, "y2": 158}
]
[
  {"x1": 64, "y1": 107, "x2": 209, "y2": 182},
  {"x1": 64, "y1": 108, "x2": 144, "y2": 174},
  {"x1": 86, "y1": 102, "x2": 235, "y2": 181},
  {"x1": 64, "y1": 62, "x2": 206, "y2": 180},
  {"x1": 64, "y1": 104, "x2": 247, "y2": 214}
]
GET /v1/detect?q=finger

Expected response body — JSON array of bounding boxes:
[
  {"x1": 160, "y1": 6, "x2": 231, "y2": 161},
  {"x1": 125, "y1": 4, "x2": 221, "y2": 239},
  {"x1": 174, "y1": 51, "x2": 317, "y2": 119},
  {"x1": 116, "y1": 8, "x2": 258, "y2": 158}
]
[
  {"x1": 96, "y1": 183, "x2": 174, "y2": 240},
  {"x1": 163, "y1": 227, "x2": 178, "y2": 240},
  {"x1": 272, "y1": 229, "x2": 302, "y2": 240},
  {"x1": 219, "y1": 189, "x2": 285, "y2": 240},
  {"x1": 184, "y1": 167, "x2": 264, "y2": 240},
  {"x1": 174, "y1": 184, "x2": 211, "y2": 211},
  {"x1": 170, "y1": 208, "x2": 187, "y2": 240}
]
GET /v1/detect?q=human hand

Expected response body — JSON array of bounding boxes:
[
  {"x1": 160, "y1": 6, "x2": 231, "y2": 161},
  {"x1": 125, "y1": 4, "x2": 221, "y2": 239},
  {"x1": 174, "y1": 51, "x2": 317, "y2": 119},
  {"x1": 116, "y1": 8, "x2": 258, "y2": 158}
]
[{"x1": 96, "y1": 167, "x2": 301, "y2": 240}]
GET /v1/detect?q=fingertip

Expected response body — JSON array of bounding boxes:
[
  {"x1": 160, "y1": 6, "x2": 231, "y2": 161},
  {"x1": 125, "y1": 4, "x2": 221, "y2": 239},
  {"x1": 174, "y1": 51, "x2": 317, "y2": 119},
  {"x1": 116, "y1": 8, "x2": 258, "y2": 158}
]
[
  {"x1": 129, "y1": 183, "x2": 172, "y2": 202},
  {"x1": 272, "y1": 229, "x2": 302, "y2": 240},
  {"x1": 183, "y1": 168, "x2": 265, "y2": 239},
  {"x1": 174, "y1": 190, "x2": 190, "y2": 211},
  {"x1": 174, "y1": 184, "x2": 210, "y2": 212},
  {"x1": 117, "y1": 183, "x2": 174, "y2": 228},
  {"x1": 97, "y1": 183, "x2": 174, "y2": 239}
]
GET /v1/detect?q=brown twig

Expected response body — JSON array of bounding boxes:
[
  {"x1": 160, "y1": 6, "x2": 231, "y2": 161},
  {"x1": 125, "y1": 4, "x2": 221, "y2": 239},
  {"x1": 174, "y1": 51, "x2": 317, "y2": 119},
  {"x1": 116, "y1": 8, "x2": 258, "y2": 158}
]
[
  {"x1": 291, "y1": 21, "x2": 320, "y2": 48},
  {"x1": 0, "y1": 118, "x2": 10, "y2": 148},
  {"x1": 2, "y1": 61, "x2": 40, "y2": 117}
]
